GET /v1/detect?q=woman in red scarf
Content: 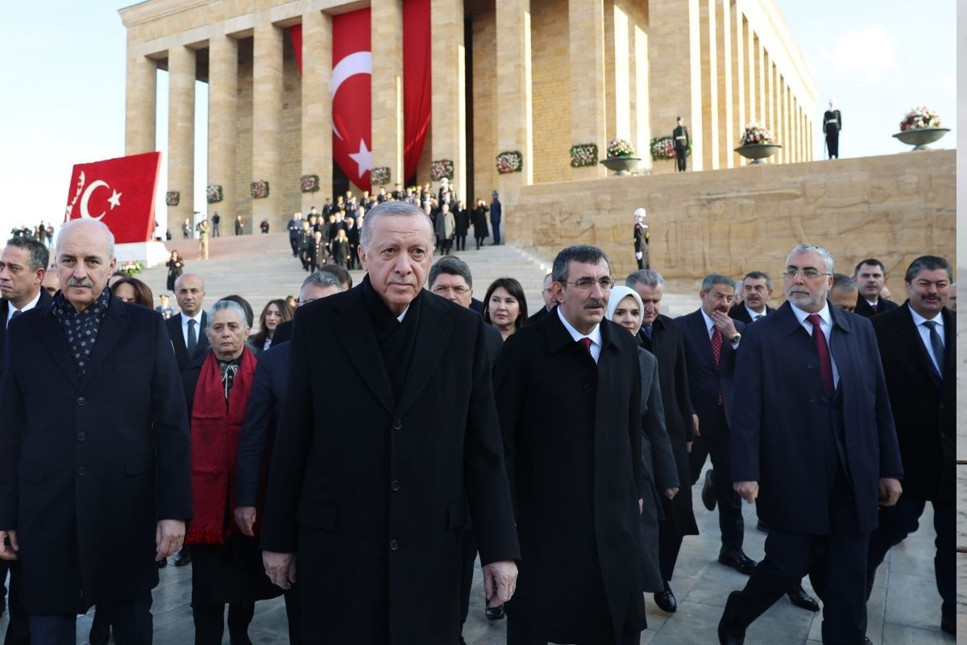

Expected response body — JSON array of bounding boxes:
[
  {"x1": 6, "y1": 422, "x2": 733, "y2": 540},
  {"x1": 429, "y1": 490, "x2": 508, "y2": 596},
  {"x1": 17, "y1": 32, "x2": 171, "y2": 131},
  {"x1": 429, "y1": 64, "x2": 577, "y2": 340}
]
[{"x1": 184, "y1": 299, "x2": 281, "y2": 644}]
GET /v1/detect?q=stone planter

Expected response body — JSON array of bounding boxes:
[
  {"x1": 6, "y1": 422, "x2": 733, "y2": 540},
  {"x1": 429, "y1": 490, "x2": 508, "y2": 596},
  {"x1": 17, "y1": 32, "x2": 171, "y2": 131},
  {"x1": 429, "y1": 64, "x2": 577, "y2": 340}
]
[
  {"x1": 892, "y1": 127, "x2": 949, "y2": 151},
  {"x1": 734, "y1": 143, "x2": 782, "y2": 165},
  {"x1": 600, "y1": 156, "x2": 640, "y2": 175}
]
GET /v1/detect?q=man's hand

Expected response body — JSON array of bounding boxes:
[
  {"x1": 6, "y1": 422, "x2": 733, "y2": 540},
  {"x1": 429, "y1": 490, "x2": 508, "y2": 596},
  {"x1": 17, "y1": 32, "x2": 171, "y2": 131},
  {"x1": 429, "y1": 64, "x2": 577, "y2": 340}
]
[
  {"x1": 0, "y1": 530, "x2": 19, "y2": 561},
  {"x1": 710, "y1": 310, "x2": 739, "y2": 341},
  {"x1": 263, "y1": 551, "x2": 297, "y2": 590},
  {"x1": 482, "y1": 560, "x2": 518, "y2": 608},
  {"x1": 691, "y1": 414, "x2": 700, "y2": 438},
  {"x1": 664, "y1": 487, "x2": 680, "y2": 500},
  {"x1": 234, "y1": 506, "x2": 257, "y2": 537},
  {"x1": 733, "y1": 481, "x2": 759, "y2": 504},
  {"x1": 155, "y1": 520, "x2": 185, "y2": 561},
  {"x1": 686, "y1": 441, "x2": 693, "y2": 453},
  {"x1": 878, "y1": 478, "x2": 902, "y2": 507},
  {"x1": 638, "y1": 498, "x2": 644, "y2": 515}
]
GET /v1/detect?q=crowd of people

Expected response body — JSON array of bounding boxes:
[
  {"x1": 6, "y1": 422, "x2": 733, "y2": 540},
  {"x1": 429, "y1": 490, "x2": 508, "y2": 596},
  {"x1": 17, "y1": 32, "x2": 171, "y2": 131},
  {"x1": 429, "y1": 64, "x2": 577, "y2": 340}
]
[{"x1": 0, "y1": 201, "x2": 954, "y2": 645}]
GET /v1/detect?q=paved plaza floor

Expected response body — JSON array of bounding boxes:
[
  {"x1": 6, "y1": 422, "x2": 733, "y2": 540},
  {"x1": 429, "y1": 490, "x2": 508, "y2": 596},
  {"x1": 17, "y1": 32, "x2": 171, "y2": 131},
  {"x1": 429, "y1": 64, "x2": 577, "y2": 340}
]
[{"x1": 0, "y1": 233, "x2": 954, "y2": 643}]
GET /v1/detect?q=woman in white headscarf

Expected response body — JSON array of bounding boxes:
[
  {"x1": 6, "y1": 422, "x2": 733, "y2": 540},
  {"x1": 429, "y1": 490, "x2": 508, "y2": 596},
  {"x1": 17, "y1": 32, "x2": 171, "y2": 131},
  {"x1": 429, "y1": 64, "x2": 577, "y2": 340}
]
[{"x1": 606, "y1": 285, "x2": 680, "y2": 594}]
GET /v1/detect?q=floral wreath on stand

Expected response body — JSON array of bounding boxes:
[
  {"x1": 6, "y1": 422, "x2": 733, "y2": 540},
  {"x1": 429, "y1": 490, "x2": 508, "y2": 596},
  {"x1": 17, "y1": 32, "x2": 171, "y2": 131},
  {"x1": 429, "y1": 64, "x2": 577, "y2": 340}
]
[
  {"x1": 606, "y1": 138, "x2": 636, "y2": 158},
  {"x1": 250, "y1": 180, "x2": 270, "y2": 199},
  {"x1": 300, "y1": 174, "x2": 320, "y2": 193},
  {"x1": 738, "y1": 121, "x2": 775, "y2": 145},
  {"x1": 898, "y1": 106, "x2": 942, "y2": 131},
  {"x1": 206, "y1": 185, "x2": 223, "y2": 204},
  {"x1": 569, "y1": 143, "x2": 598, "y2": 168},
  {"x1": 430, "y1": 160, "x2": 455, "y2": 181},
  {"x1": 496, "y1": 151, "x2": 523, "y2": 174},
  {"x1": 371, "y1": 167, "x2": 391, "y2": 186}
]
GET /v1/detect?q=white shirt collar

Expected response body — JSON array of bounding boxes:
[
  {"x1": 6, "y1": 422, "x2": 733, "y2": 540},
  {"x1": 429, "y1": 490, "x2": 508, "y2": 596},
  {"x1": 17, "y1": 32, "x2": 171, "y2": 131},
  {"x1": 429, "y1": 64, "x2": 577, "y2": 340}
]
[
  {"x1": 556, "y1": 306, "x2": 602, "y2": 347},
  {"x1": 790, "y1": 301, "x2": 832, "y2": 327},
  {"x1": 5, "y1": 290, "x2": 42, "y2": 325},
  {"x1": 908, "y1": 304, "x2": 943, "y2": 328},
  {"x1": 745, "y1": 304, "x2": 767, "y2": 320}
]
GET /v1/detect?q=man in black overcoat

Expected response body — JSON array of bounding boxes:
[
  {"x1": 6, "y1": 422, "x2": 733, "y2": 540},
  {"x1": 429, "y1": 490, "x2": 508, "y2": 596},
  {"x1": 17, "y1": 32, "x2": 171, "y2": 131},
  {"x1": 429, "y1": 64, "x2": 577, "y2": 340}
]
[
  {"x1": 260, "y1": 201, "x2": 519, "y2": 644},
  {"x1": 852, "y1": 258, "x2": 899, "y2": 318},
  {"x1": 719, "y1": 243, "x2": 902, "y2": 644},
  {"x1": 496, "y1": 245, "x2": 645, "y2": 645},
  {"x1": 0, "y1": 219, "x2": 191, "y2": 644},
  {"x1": 867, "y1": 255, "x2": 955, "y2": 635}
]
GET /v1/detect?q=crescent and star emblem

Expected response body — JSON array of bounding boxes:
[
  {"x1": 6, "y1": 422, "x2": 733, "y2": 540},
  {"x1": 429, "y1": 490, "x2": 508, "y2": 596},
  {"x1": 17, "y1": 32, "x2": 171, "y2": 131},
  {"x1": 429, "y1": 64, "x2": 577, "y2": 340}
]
[{"x1": 79, "y1": 180, "x2": 122, "y2": 221}]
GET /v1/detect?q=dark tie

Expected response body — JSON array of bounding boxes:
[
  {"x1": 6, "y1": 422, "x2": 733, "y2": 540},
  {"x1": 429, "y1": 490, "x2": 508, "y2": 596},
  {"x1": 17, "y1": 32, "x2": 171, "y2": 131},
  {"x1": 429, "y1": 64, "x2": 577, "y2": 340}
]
[
  {"x1": 8, "y1": 309, "x2": 21, "y2": 329},
  {"x1": 923, "y1": 320, "x2": 945, "y2": 376},
  {"x1": 187, "y1": 318, "x2": 197, "y2": 355},
  {"x1": 578, "y1": 337, "x2": 592, "y2": 355},
  {"x1": 643, "y1": 325, "x2": 653, "y2": 340},
  {"x1": 806, "y1": 314, "x2": 834, "y2": 395}
]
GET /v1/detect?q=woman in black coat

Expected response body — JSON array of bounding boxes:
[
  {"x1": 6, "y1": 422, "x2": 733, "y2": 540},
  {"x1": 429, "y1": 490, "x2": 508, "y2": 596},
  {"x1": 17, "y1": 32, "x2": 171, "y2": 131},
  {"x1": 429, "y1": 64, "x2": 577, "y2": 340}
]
[
  {"x1": 453, "y1": 201, "x2": 470, "y2": 252},
  {"x1": 165, "y1": 250, "x2": 184, "y2": 292},
  {"x1": 471, "y1": 199, "x2": 489, "y2": 249}
]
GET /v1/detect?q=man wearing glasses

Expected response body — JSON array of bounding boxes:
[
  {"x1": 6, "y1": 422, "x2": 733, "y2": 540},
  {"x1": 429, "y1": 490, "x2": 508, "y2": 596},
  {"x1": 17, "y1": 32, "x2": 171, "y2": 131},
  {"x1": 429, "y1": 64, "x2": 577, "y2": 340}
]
[
  {"x1": 495, "y1": 245, "x2": 646, "y2": 645},
  {"x1": 718, "y1": 243, "x2": 902, "y2": 645}
]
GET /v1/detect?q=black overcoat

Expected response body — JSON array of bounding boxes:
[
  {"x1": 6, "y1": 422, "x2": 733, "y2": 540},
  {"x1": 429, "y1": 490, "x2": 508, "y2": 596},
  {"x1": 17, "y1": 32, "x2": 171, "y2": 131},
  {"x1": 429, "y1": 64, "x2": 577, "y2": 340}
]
[
  {"x1": 494, "y1": 311, "x2": 646, "y2": 644},
  {"x1": 260, "y1": 281, "x2": 519, "y2": 644},
  {"x1": 0, "y1": 296, "x2": 191, "y2": 614}
]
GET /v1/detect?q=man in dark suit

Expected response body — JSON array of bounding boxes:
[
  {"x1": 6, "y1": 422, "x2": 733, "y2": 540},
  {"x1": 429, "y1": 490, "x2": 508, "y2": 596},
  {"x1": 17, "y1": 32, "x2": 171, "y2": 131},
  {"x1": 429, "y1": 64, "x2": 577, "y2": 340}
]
[
  {"x1": 525, "y1": 273, "x2": 556, "y2": 324},
  {"x1": 497, "y1": 245, "x2": 645, "y2": 645},
  {"x1": 166, "y1": 272, "x2": 209, "y2": 373},
  {"x1": 260, "y1": 201, "x2": 519, "y2": 643},
  {"x1": 626, "y1": 269, "x2": 697, "y2": 614},
  {"x1": 673, "y1": 117, "x2": 690, "y2": 171},
  {"x1": 234, "y1": 271, "x2": 345, "y2": 644},
  {"x1": 490, "y1": 190, "x2": 502, "y2": 245},
  {"x1": 823, "y1": 100, "x2": 842, "y2": 158},
  {"x1": 719, "y1": 243, "x2": 902, "y2": 644},
  {"x1": 853, "y1": 258, "x2": 898, "y2": 317},
  {"x1": 728, "y1": 271, "x2": 775, "y2": 324},
  {"x1": 677, "y1": 275, "x2": 755, "y2": 576},
  {"x1": 0, "y1": 219, "x2": 191, "y2": 644},
  {"x1": 867, "y1": 255, "x2": 955, "y2": 635},
  {"x1": 0, "y1": 236, "x2": 51, "y2": 643}
]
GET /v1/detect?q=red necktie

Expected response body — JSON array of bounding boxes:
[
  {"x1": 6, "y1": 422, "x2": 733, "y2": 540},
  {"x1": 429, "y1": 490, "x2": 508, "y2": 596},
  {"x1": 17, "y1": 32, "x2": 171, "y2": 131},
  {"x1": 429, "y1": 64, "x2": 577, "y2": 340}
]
[
  {"x1": 806, "y1": 314, "x2": 834, "y2": 394},
  {"x1": 578, "y1": 337, "x2": 592, "y2": 357},
  {"x1": 710, "y1": 328, "x2": 723, "y2": 404}
]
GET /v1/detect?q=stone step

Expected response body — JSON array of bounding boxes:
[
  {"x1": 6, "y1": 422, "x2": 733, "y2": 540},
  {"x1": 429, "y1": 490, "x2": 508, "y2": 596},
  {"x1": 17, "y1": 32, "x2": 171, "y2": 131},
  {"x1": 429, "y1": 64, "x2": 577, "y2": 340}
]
[{"x1": 139, "y1": 233, "x2": 698, "y2": 325}]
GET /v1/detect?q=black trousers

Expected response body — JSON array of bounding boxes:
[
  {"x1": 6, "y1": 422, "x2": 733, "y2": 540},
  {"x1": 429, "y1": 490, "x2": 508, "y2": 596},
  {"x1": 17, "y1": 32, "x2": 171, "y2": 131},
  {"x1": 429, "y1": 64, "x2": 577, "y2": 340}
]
[
  {"x1": 826, "y1": 130, "x2": 839, "y2": 158},
  {"x1": 283, "y1": 585, "x2": 304, "y2": 645},
  {"x1": 675, "y1": 147, "x2": 687, "y2": 171},
  {"x1": 30, "y1": 592, "x2": 152, "y2": 645},
  {"x1": 459, "y1": 530, "x2": 476, "y2": 625},
  {"x1": 506, "y1": 615, "x2": 640, "y2": 645},
  {"x1": 657, "y1": 518, "x2": 684, "y2": 582},
  {"x1": 688, "y1": 407, "x2": 744, "y2": 550},
  {"x1": 732, "y1": 468, "x2": 867, "y2": 644},
  {"x1": 192, "y1": 602, "x2": 254, "y2": 645},
  {"x1": 867, "y1": 496, "x2": 954, "y2": 624},
  {"x1": 3, "y1": 561, "x2": 28, "y2": 645}
]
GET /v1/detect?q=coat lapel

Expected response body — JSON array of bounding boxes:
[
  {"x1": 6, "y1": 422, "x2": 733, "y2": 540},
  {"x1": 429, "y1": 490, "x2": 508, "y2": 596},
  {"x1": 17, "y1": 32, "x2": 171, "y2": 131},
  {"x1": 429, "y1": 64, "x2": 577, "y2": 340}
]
[
  {"x1": 395, "y1": 294, "x2": 452, "y2": 417},
  {"x1": 36, "y1": 305, "x2": 80, "y2": 387},
  {"x1": 80, "y1": 296, "x2": 129, "y2": 391},
  {"x1": 331, "y1": 289, "x2": 395, "y2": 414}
]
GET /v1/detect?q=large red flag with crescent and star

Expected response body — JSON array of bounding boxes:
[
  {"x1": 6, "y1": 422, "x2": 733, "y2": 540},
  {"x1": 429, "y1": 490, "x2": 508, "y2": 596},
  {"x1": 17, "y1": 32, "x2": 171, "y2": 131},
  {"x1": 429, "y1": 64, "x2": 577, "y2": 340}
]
[
  {"x1": 64, "y1": 151, "x2": 161, "y2": 244},
  {"x1": 290, "y1": 1, "x2": 431, "y2": 192}
]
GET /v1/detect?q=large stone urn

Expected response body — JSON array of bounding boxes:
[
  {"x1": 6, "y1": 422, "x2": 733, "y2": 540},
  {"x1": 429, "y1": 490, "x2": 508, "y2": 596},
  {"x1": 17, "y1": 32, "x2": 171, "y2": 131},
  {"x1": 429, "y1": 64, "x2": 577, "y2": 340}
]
[
  {"x1": 734, "y1": 143, "x2": 782, "y2": 165},
  {"x1": 600, "y1": 156, "x2": 641, "y2": 175},
  {"x1": 892, "y1": 128, "x2": 950, "y2": 151}
]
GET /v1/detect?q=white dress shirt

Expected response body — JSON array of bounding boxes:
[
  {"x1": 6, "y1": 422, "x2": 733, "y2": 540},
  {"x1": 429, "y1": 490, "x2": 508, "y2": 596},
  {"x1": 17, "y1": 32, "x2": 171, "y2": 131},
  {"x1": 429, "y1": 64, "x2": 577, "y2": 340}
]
[{"x1": 557, "y1": 307, "x2": 602, "y2": 363}]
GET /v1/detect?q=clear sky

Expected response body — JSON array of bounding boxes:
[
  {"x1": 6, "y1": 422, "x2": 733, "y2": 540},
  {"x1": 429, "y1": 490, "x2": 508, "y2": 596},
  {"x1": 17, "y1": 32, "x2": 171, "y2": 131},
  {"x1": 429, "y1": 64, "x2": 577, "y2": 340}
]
[{"x1": 0, "y1": 0, "x2": 956, "y2": 240}]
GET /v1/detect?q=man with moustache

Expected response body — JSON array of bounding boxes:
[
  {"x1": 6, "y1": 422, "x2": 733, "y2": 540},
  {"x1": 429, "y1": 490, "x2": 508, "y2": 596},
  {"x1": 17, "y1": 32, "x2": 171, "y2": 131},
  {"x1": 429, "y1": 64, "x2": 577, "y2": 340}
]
[
  {"x1": 677, "y1": 275, "x2": 755, "y2": 576},
  {"x1": 866, "y1": 255, "x2": 955, "y2": 636},
  {"x1": 853, "y1": 259, "x2": 898, "y2": 317},
  {"x1": 0, "y1": 219, "x2": 191, "y2": 644},
  {"x1": 719, "y1": 243, "x2": 902, "y2": 644},
  {"x1": 497, "y1": 245, "x2": 645, "y2": 645},
  {"x1": 728, "y1": 271, "x2": 775, "y2": 324},
  {"x1": 260, "y1": 201, "x2": 519, "y2": 643},
  {"x1": 625, "y1": 269, "x2": 697, "y2": 614}
]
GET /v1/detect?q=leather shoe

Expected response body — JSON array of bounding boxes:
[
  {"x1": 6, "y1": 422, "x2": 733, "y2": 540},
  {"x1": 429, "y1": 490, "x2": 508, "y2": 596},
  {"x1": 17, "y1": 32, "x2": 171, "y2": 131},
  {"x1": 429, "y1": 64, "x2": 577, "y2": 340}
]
[
  {"x1": 941, "y1": 618, "x2": 955, "y2": 635},
  {"x1": 717, "y1": 591, "x2": 746, "y2": 644},
  {"x1": 718, "y1": 547, "x2": 757, "y2": 575},
  {"x1": 485, "y1": 604, "x2": 505, "y2": 621},
  {"x1": 786, "y1": 585, "x2": 819, "y2": 612},
  {"x1": 174, "y1": 549, "x2": 192, "y2": 567},
  {"x1": 653, "y1": 581, "x2": 677, "y2": 613},
  {"x1": 864, "y1": 637, "x2": 873, "y2": 645},
  {"x1": 702, "y1": 470, "x2": 717, "y2": 511}
]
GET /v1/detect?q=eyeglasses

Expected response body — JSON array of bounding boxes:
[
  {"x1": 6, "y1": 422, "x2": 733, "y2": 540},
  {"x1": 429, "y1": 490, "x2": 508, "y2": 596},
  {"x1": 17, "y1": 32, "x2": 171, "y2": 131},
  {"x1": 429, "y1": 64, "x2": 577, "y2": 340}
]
[
  {"x1": 565, "y1": 277, "x2": 615, "y2": 290},
  {"x1": 783, "y1": 267, "x2": 830, "y2": 280},
  {"x1": 431, "y1": 285, "x2": 470, "y2": 296}
]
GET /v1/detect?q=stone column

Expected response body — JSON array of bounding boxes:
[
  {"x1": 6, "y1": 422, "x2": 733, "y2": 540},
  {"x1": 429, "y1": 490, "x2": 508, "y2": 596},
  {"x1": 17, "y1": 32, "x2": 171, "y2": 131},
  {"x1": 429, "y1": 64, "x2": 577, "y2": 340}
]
[
  {"x1": 716, "y1": 0, "x2": 733, "y2": 168},
  {"x1": 167, "y1": 45, "x2": 195, "y2": 236},
  {"x1": 700, "y1": 0, "x2": 719, "y2": 169},
  {"x1": 570, "y1": 0, "x2": 606, "y2": 180},
  {"x1": 495, "y1": 0, "x2": 533, "y2": 196},
  {"x1": 372, "y1": 0, "x2": 404, "y2": 191},
  {"x1": 757, "y1": 39, "x2": 766, "y2": 128},
  {"x1": 775, "y1": 73, "x2": 784, "y2": 162},
  {"x1": 765, "y1": 57, "x2": 775, "y2": 161},
  {"x1": 208, "y1": 31, "x2": 237, "y2": 224},
  {"x1": 431, "y1": 0, "x2": 468, "y2": 197},
  {"x1": 732, "y1": 4, "x2": 745, "y2": 165},
  {"x1": 252, "y1": 22, "x2": 283, "y2": 234},
  {"x1": 125, "y1": 47, "x2": 157, "y2": 155},
  {"x1": 745, "y1": 21, "x2": 756, "y2": 124},
  {"x1": 302, "y1": 10, "x2": 333, "y2": 210}
]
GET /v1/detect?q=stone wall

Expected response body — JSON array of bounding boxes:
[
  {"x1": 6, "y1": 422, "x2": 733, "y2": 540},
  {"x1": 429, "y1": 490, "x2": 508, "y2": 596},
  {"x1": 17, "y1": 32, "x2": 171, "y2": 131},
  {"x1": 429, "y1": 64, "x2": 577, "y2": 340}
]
[{"x1": 508, "y1": 150, "x2": 956, "y2": 292}]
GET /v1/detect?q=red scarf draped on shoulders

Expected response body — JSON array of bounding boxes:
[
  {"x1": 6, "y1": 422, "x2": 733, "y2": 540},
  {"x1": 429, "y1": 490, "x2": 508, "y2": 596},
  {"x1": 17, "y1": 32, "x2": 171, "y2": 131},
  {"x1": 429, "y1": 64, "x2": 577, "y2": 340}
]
[{"x1": 186, "y1": 348, "x2": 258, "y2": 545}]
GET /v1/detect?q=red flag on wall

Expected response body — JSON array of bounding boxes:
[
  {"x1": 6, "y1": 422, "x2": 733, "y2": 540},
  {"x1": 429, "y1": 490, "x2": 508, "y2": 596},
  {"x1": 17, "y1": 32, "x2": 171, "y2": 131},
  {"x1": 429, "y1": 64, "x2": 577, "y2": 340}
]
[{"x1": 64, "y1": 152, "x2": 160, "y2": 244}]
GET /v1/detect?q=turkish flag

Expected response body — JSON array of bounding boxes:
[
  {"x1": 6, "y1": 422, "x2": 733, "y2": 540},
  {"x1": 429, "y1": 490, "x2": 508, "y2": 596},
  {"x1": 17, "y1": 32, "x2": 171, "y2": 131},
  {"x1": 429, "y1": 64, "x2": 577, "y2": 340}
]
[
  {"x1": 64, "y1": 152, "x2": 161, "y2": 244},
  {"x1": 332, "y1": 9, "x2": 372, "y2": 191}
]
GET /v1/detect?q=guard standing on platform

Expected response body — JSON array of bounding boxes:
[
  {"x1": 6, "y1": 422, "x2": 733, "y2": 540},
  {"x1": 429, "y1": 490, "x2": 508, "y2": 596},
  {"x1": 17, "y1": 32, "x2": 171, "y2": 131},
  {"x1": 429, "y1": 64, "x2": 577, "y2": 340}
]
[
  {"x1": 823, "y1": 100, "x2": 842, "y2": 159},
  {"x1": 673, "y1": 117, "x2": 690, "y2": 171},
  {"x1": 633, "y1": 208, "x2": 649, "y2": 270}
]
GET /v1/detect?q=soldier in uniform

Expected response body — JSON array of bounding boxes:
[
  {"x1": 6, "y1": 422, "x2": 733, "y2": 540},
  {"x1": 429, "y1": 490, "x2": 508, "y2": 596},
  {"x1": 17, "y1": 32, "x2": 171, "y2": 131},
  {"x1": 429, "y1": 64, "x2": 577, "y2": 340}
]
[
  {"x1": 673, "y1": 117, "x2": 690, "y2": 172},
  {"x1": 823, "y1": 100, "x2": 842, "y2": 159},
  {"x1": 633, "y1": 208, "x2": 649, "y2": 270}
]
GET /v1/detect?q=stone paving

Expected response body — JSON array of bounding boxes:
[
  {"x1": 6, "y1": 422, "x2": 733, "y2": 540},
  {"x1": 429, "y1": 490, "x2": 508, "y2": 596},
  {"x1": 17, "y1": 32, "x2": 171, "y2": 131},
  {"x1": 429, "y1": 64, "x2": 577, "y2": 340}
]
[{"x1": 0, "y1": 233, "x2": 952, "y2": 643}]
